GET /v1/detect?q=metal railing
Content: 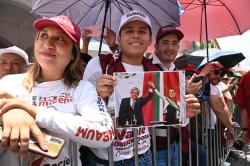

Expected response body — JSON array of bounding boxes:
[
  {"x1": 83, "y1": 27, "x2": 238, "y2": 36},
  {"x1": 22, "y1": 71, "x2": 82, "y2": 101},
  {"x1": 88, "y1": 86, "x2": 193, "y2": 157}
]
[{"x1": 19, "y1": 101, "x2": 242, "y2": 166}]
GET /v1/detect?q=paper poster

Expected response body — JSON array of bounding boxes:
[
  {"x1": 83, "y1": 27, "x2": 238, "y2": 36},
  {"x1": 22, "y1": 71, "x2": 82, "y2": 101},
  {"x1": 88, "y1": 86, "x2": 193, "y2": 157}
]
[{"x1": 114, "y1": 71, "x2": 187, "y2": 127}]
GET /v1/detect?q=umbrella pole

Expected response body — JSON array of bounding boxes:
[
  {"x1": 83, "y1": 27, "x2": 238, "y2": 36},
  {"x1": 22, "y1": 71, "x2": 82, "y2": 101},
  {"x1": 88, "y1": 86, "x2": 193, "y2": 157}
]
[
  {"x1": 203, "y1": 0, "x2": 209, "y2": 62},
  {"x1": 98, "y1": 0, "x2": 111, "y2": 56}
]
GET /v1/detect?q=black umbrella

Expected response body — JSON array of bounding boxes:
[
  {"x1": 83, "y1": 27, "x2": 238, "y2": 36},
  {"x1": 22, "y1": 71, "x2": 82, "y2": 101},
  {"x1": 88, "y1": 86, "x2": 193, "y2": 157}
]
[
  {"x1": 174, "y1": 54, "x2": 204, "y2": 69},
  {"x1": 32, "y1": 0, "x2": 180, "y2": 56},
  {"x1": 197, "y1": 50, "x2": 245, "y2": 69}
]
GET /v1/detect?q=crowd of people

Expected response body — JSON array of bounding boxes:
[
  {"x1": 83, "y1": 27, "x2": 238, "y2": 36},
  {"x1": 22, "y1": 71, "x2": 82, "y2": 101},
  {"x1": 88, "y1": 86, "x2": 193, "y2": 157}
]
[{"x1": 0, "y1": 9, "x2": 249, "y2": 166}]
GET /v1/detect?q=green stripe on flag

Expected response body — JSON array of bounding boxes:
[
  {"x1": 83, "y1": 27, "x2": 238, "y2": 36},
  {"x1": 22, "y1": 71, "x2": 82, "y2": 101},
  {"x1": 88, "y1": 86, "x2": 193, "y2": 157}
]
[{"x1": 154, "y1": 72, "x2": 160, "y2": 121}]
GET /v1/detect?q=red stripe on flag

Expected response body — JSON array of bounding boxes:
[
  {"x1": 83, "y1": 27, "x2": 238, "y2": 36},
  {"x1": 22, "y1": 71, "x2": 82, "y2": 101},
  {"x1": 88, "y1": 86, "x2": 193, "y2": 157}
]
[{"x1": 142, "y1": 72, "x2": 155, "y2": 126}]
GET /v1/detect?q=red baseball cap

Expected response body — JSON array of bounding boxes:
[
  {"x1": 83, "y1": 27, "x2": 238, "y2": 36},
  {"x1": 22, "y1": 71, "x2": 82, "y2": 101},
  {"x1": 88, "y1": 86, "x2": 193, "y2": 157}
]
[
  {"x1": 33, "y1": 15, "x2": 81, "y2": 45},
  {"x1": 212, "y1": 62, "x2": 224, "y2": 70},
  {"x1": 179, "y1": 64, "x2": 199, "y2": 74},
  {"x1": 156, "y1": 25, "x2": 184, "y2": 42}
]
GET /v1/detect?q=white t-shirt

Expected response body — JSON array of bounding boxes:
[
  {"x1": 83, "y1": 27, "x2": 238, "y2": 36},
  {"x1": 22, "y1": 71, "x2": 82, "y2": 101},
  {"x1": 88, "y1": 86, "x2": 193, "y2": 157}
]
[
  {"x1": 83, "y1": 56, "x2": 151, "y2": 161},
  {"x1": 152, "y1": 54, "x2": 175, "y2": 71},
  {"x1": 217, "y1": 82, "x2": 232, "y2": 99},
  {"x1": 208, "y1": 84, "x2": 223, "y2": 129},
  {"x1": 0, "y1": 74, "x2": 113, "y2": 166}
]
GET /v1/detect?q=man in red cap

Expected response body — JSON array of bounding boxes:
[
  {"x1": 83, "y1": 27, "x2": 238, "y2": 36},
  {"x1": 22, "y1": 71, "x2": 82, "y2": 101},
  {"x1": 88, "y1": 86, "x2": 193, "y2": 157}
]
[
  {"x1": 151, "y1": 25, "x2": 202, "y2": 166},
  {"x1": 179, "y1": 64, "x2": 199, "y2": 81},
  {"x1": 203, "y1": 62, "x2": 235, "y2": 164},
  {"x1": 207, "y1": 62, "x2": 234, "y2": 130}
]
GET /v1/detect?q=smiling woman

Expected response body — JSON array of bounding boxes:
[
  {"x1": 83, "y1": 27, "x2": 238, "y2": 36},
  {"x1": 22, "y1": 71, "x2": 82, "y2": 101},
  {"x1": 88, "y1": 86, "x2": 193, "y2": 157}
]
[{"x1": 0, "y1": 15, "x2": 113, "y2": 166}]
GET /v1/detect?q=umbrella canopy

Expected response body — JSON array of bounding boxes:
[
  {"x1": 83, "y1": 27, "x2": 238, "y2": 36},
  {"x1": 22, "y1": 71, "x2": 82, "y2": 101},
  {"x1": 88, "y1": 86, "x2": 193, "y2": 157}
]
[
  {"x1": 32, "y1": 0, "x2": 180, "y2": 40},
  {"x1": 179, "y1": 0, "x2": 250, "y2": 42},
  {"x1": 196, "y1": 49, "x2": 245, "y2": 69},
  {"x1": 174, "y1": 54, "x2": 204, "y2": 69}
]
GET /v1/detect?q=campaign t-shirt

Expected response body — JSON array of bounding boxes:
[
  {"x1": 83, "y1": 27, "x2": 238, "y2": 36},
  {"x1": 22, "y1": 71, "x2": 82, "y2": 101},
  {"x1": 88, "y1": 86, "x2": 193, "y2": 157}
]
[
  {"x1": 84, "y1": 57, "x2": 151, "y2": 161},
  {"x1": 0, "y1": 73, "x2": 113, "y2": 166}
]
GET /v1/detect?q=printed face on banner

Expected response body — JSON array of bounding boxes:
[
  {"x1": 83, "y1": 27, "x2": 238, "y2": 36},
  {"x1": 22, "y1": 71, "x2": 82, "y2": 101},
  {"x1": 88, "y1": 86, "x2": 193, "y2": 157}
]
[{"x1": 114, "y1": 71, "x2": 187, "y2": 128}]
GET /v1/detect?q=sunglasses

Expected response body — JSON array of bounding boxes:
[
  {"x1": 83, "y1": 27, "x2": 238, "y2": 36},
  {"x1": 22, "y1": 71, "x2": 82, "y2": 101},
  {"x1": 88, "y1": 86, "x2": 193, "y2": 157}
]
[{"x1": 213, "y1": 70, "x2": 225, "y2": 77}]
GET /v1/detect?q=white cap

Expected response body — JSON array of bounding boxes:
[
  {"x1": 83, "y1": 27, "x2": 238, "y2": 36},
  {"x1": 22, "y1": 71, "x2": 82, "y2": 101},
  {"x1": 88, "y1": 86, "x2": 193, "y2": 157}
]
[
  {"x1": 118, "y1": 10, "x2": 152, "y2": 33},
  {"x1": 0, "y1": 46, "x2": 29, "y2": 64}
]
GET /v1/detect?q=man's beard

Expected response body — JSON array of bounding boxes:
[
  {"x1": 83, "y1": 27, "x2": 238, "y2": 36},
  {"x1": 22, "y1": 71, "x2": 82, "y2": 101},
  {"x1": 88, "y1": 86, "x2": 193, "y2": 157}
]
[{"x1": 210, "y1": 78, "x2": 221, "y2": 85}]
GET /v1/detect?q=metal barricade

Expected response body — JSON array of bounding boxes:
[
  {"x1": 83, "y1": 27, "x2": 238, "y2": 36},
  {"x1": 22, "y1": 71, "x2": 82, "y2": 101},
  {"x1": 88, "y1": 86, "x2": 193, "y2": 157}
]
[
  {"x1": 19, "y1": 156, "x2": 28, "y2": 166},
  {"x1": 18, "y1": 100, "x2": 242, "y2": 166},
  {"x1": 70, "y1": 141, "x2": 78, "y2": 166}
]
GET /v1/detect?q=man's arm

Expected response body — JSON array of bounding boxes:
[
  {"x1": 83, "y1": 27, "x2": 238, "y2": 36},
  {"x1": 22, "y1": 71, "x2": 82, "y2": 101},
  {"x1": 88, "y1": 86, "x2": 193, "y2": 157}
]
[
  {"x1": 81, "y1": 28, "x2": 92, "y2": 54},
  {"x1": 104, "y1": 27, "x2": 118, "y2": 54},
  {"x1": 141, "y1": 86, "x2": 154, "y2": 105},
  {"x1": 209, "y1": 95, "x2": 234, "y2": 136}
]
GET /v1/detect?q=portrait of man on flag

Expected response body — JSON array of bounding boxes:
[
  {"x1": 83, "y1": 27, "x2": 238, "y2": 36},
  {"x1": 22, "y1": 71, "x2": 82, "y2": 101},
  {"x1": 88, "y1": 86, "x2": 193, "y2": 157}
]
[{"x1": 114, "y1": 71, "x2": 187, "y2": 128}]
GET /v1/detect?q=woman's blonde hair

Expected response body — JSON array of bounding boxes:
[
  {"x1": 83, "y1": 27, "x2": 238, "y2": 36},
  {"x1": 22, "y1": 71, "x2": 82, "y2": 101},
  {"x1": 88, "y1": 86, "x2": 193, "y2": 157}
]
[{"x1": 23, "y1": 36, "x2": 83, "y2": 92}]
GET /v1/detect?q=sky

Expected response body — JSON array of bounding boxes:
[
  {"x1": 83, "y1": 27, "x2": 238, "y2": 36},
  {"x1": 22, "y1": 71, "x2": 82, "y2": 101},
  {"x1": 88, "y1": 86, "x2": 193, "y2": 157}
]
[{"x1": 217, "y1": 30, "x2": 250, "y2": 69}]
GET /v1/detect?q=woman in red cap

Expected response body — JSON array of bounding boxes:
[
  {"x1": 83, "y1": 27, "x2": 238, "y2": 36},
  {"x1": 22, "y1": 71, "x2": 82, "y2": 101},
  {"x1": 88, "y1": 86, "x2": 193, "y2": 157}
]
[{"x1": 0, "y1": 15, "x2": 113, "y2": 166}]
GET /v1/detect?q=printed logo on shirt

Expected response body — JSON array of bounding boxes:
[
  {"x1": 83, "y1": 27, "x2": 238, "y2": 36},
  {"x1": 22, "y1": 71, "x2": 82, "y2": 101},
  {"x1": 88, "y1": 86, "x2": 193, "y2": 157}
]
[
  {"x1": 42, "y1": 157, "x2": 71, "y2": 166},
  {"x1": 113, "y1": 127, "x2": 150, "y2": 159},
  {"x1": 75, "y1": 126, "x2": 114, "y2": 142},
  {"x1": 31, "y1": 93, "x2": 72, "y2": 106},
  {"x1": 97, "y1": 96, "x2": 105, "y2": 112}
]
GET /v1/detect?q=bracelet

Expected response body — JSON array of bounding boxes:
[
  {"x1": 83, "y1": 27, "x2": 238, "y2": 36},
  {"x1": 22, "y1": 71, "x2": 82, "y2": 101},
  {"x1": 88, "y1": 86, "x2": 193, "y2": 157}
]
[{"x1": 242, "y1": 128, "x2": 248, "y2": 131}]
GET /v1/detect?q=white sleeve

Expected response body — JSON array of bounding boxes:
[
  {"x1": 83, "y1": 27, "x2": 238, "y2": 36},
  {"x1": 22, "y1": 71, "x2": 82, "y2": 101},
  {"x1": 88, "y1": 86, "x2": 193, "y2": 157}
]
[
  {"x1": 210, "y1": 84, "x2": 223, "y2": 98},
  {"x1": 36, "y1": 81, "x2": 114, "y2": 148},
  {"x1": 83, "y1": 56, "x2": 103, "y2": 85}
]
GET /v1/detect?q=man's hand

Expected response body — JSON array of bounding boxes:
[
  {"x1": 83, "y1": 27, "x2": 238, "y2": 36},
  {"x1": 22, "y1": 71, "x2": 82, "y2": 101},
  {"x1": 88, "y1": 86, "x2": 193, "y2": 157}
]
[
  {"x1": 225, "y1": 82, "x2": 234, "y2": 92},
  {"x1": 224, "y1": 127, "x2": 236, "y2": 141},
  {"x1": 199, "y1": 63, "x2": 214, "y2": 76},
  {"x1": 104, "y1": 27, "x2": 116, "y2": 47},
  {"x1": 1, "y1": 109, "x2": 47, "y2": 155},
  {"x1": 81, "y1": 28, "x2": 92, "y2": 54},
  {"x1": 148, "y1": 81, "x2": 155, "y2": 89},
  {"x1": 186, "y1": 74, "x2": 203, "y2": 95},
  {"x1": 185, "y1": 94, "x2": 201, "y2": 118},
  {"x1": 96, "y1": 74, "x2": 116, "y2": 98}
]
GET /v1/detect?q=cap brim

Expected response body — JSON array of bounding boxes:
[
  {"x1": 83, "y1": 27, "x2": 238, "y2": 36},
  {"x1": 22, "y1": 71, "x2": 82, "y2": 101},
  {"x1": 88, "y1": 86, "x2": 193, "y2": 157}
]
[
  {"x1": 119, "y1": 16, "x2": 152, "y2": 33},
  {"x1": 33, "y1": 19, "x2": 77, "y2": 43},
  {"x1": 0, "y1": 49, "x2": 29, "y2": 64},
  {"x1": 157, "y1": 29, "x2": 184, "y2": 42},
  {"x1": 182, "y1": 68, "x2": 199, "y2": 74}
]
